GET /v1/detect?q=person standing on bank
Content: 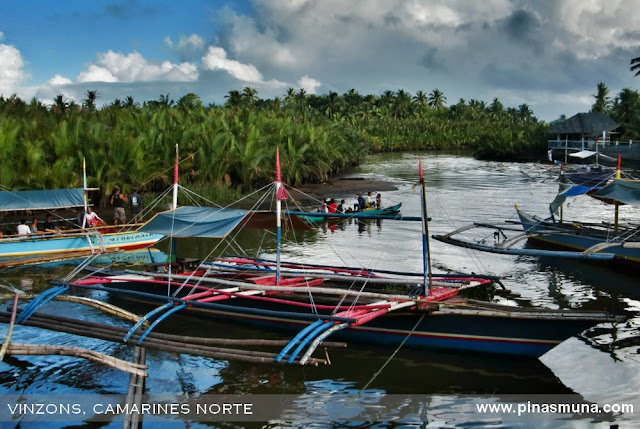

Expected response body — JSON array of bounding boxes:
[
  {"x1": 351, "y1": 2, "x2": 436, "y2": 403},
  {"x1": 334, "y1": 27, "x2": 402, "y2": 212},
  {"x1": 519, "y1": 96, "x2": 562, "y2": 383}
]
[
  {"x1": 129, "y1": 187, "x2": 143, "y2": 223},
  {"x1": 110, "y1": 186, "x2": 127, "y2": 226}
]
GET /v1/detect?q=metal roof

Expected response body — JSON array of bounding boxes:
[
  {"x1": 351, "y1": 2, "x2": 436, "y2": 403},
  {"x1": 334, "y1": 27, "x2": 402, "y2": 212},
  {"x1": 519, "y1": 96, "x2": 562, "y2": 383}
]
[{"x1": 547, "y1": 112, "x2": 619, "y2": 137}]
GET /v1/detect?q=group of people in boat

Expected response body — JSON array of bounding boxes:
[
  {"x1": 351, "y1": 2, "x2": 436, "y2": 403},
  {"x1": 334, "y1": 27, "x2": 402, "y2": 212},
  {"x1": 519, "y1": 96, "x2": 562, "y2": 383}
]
[
  {"x1": 11, "y1": 214, "x2": 61, "y2": 236},
  {"x1": 317, "y1": 191, "x2": 382, "y2": 213}
]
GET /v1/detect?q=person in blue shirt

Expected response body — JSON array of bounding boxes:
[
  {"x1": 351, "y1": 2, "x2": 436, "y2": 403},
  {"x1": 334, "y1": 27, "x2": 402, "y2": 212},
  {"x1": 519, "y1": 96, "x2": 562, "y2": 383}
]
[{"x1": 128, "y1": 187, "x2": 143, "y2": 223}]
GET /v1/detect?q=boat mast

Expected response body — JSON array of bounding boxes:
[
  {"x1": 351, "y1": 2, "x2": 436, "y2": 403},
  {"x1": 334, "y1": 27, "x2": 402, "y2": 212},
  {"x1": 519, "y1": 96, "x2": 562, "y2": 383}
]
[
  {"x1": 419, "y1": 158, "x2": 433, "y2": 295},
  {"x1": 275, "y1": 147, "x2": 287, "y2": 284},
  {"x1": 615, "y1": 154, "x2": 621, "y2": 233},
  {"x1": 172, "y1": 144, "x2": 179, "y2": 210},
  {"x1": 83, "y1": 157, "x2": 88, "y2": 216}
]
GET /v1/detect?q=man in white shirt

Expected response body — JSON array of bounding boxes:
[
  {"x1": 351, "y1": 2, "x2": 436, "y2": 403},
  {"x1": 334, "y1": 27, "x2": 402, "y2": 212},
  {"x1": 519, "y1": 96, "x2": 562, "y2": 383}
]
[
  {"x1": 82, "y1": 207, "x2": 104, "y2": 228},
  {"x1": 16, "y1": 219, "x2": 31, "y2": 235}
]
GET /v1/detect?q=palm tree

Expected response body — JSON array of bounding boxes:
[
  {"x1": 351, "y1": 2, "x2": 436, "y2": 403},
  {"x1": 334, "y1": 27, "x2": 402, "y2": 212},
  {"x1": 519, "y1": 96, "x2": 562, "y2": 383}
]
[
  {"x1": 591, "y1": 82, "x2": 611, "y2": 113},
  {"x1": 612, "y1": 88, "x2": 640, "y2": 125},
  {"x1": 52, "y1": 95, "x2": 68, "y2": 115},
  {"x1": 124, "y1": 96, "x2": 139, "y2": 109},
  {"x1": 427, "y1": 89, "x2": 446, "y2": 109},
  {"x1": 82, "y1": 90, "x2": 99, "y2": 111},
  {"x1": 296, "y1": 88, "x2": 307, "y2": 108},
  {"x1": 160, "y1": 93, "x2": 174, "y2": 107},
  {"x1": 284, "y1": 88, "x2": 296, "y2": 106},
  {"x1": 412, "y1": 90, "x2": 428, "y2": 107},
  {"x1": 224, "y1": 90, "x2": 243, "y2": 108},
  {"x1": 489, "y1": 98, "x2": 503, "y2": 116},
  {"x1": 325, "y1": 91, "x2": 340, "y2": 118},
  {"x1": 631, "y1": 56, "x2": 640, "y2": 76},
  {"x1": 517, "y1": 104, "x2": 533, "y2": 122},
  {"x1": 242, "y1": 86, "x2": 258, "y2": 106},
  {"x1": 393, "y1": 89, "x2": 412, "y2": 119}
]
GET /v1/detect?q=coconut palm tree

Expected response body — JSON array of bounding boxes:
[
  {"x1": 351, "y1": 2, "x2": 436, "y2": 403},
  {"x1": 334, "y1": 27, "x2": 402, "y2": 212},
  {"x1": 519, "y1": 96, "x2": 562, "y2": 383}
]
[
  {"x1": 52, "y1": 95, "x2": 68, "y2": 115},
  {"x1": 428, "y1": 89, "x2": 446, "y2": 109},
  {"x1": 224, "y1": 90, "x2": 243, "y2": 109},
  {"x1": 412, "y1": 90, "x2": 428, "y2": 107},
  {"x1": 82, "y1": 90, "x2": 99, "y2": 111},
  {"x1": 631, "y1": 56, "x2": 640, "y2": 76},
  {"x1": 591, "y1": 82, "x2": 611, "y2": 113},
  {"x1": 284, "y1": 88, "x2": 296, "y2": 106},
  {"x1": 517, "y1": 103, "x2": 533, "y2": 122},
  {"x1": 489, "y1": 98, "x2": 503, "y2": 116},
  {"x1": 242, "y1": 86, "x2": 258, "y2": 106},
  {"x1": 612, "y1": 88, "x2": 640, "y2": 126}
]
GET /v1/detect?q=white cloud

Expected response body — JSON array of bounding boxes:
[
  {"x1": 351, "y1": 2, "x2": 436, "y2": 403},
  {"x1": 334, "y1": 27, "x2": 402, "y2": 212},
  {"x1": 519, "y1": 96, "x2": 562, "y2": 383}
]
[
  {"x1": 0, "y1": 42, "x2": 26, "y2": 96},
  {"x1": 77, "y1": 50, "x2": 198, "y2": 83},
  {"x1": 165, "y1": 34, "x2": 204, "y2": 51},
  {"x1": 48, "y1": 74, "x2": 73, "y2": 85},
  {"x1": 164, "y1": 34, "x2": 205, "y2": 60},
  {"x1": 556, "y1": 0, "x2": 640, "y2": 60},
  {"x1": 201, "y1": 46, "x2": 263, "y2": 82},
  {"x1": 298, "y1": 75, "x2": 321, "y2": 94}
]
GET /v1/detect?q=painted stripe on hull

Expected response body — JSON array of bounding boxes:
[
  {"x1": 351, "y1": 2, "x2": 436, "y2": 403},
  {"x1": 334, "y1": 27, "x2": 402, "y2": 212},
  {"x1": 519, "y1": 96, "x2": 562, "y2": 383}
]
[{"x1": 0, "y1": 232, "x2": 163, "y2": 257}]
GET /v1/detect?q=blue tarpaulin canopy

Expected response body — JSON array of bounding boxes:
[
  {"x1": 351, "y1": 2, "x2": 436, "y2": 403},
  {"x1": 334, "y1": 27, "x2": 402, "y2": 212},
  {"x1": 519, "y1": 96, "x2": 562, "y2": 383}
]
[
  {"x1": 0, "y1": 188, "x2": 85, "y2": 212},
  {"x1": 558, "y1": 185, "x2": 601, "y2": 197},
  {"x1": 138, "y1": 206, "x2": 250, "y2": 238},
  {"x1": 592, "y1": 178, "x2": 640, "y2": 206}
]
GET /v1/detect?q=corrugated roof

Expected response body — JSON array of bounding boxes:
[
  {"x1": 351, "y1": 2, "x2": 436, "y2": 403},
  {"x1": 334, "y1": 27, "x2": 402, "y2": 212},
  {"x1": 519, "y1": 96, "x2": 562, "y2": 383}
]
[{"x1": 547, "y1": 113, "x2": 619, "y2": 137}]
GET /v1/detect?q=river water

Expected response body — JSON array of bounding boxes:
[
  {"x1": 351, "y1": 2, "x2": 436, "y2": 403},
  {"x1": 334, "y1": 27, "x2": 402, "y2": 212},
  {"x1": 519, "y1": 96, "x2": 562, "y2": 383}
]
[{"x1": 1, "y1": 152, "x2": 639, "y2": 428}]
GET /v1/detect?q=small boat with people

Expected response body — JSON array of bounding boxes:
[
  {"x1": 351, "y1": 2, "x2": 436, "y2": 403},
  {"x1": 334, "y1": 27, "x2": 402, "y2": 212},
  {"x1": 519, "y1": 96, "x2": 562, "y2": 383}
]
[
  {"x1": 294, "y1": 202, "x2": 405, "y2": 224},
  {"x1": 52, "y1": 150, "x2": 624, "y2": 361}
]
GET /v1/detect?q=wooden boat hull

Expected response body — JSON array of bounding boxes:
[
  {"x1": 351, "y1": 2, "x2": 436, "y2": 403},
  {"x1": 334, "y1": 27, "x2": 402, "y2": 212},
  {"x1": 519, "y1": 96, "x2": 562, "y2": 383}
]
[
  {"x1": 75, "y1": 276, "x2": 614, "y2": 358},
  {"x1": 516, "y1": 208, "x2": 640, "y2": 263},
  {"x1": 0, "y1": 231, "x2": 163, "y2": 259}
]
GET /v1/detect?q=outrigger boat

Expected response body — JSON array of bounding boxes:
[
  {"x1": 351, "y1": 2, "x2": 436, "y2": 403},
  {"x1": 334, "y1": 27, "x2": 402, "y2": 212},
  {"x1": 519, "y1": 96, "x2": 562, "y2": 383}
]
[
  {"x1": 0, "y1": 187, "x2": 162, "y2": 261},
  {"x1": 433, "y1": 157, "x2": 640, "y2": 267},
  {"x1": 53, "y1": 150, "x2": 624, "y2": 361},
  {"x1": 294, "y1": 203, "x2": 405, "y2": 224}
]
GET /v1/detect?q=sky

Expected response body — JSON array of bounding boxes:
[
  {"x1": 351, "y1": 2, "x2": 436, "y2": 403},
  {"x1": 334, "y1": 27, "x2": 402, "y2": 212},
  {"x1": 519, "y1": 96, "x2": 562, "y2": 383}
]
[{"x1": 1, "y1": 0, "x2": 639, "y2": 121}]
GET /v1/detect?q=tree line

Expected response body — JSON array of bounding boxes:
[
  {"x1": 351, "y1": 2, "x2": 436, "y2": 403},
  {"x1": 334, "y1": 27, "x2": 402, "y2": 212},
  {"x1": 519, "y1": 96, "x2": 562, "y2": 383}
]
[{"x1": 1, "y1": 81, "x2": 638, "y2": 202}]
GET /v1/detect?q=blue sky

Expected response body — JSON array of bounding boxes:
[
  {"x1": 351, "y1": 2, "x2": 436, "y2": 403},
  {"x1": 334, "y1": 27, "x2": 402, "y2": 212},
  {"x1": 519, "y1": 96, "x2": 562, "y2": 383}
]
[{"x1": 1, "y1": 0, "x2": 639, "y2": 121}]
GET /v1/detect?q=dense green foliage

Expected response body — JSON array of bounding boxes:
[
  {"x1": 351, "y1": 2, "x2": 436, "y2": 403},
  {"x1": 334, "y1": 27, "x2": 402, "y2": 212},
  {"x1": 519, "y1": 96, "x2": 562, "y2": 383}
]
[
  {"x1": 2, "y1": 84, "x2": 638, "y2": 201},
  {"x1": 590, "y1": 83, "x2": 640, "y2": 141}
]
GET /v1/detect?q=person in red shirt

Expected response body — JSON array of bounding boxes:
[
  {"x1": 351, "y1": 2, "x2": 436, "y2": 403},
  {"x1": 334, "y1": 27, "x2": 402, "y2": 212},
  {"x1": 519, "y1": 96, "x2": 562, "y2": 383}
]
[{"x1": 327, "y1": 198, "x2": 337, "y2": 213}]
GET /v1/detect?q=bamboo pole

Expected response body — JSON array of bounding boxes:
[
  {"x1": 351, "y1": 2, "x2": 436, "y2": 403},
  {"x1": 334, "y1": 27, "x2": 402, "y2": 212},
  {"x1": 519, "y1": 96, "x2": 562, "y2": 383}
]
[
  {"x1": 0, "y1": 294, "x2": 19, "y2": 361},
  {"x1": 1, "y1": 294, "x2": 148, "y2": 326},
  {"x1": 54, "y1": 295, "x2": 148, "y2": 326},
  {"x1": 0, "y1": 310, "x2": 346, "y2": 348},
  {"x1": 0, "y1": 312, "x2": 330, "y2": 365},
  {"x1": 124, "y1": 346, "x2": 146, "y2": 429},
  {"x1": 6, "y1": 343, "x2": 147, "y2": 376}
]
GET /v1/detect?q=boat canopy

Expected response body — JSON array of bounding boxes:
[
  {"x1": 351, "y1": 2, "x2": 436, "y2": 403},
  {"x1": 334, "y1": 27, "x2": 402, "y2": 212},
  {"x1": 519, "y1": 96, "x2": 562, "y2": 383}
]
[
  {"x1": 568, "y1": 150, "x2": 596, "y2": 159},
  {"x1": 592, "y1": 178, "x2": 640, "y2": 206},
  {"x1": 550, "y1": 183, "x2": 603, "y2": 215},
  {"x1": 0, "y1": 188, "x2": 85, "y2": 212},
  {"x1": 138, "y1": 206, "x2": 250, "y2": 238}
]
